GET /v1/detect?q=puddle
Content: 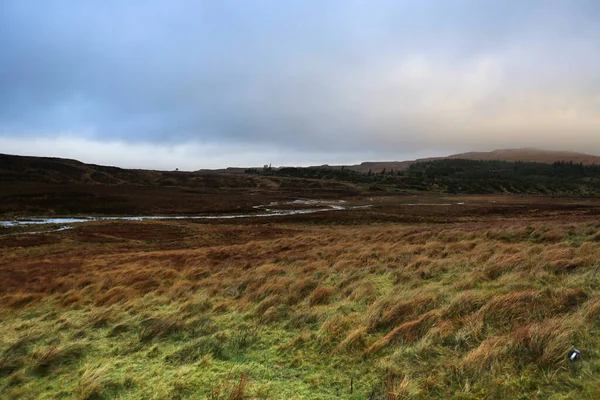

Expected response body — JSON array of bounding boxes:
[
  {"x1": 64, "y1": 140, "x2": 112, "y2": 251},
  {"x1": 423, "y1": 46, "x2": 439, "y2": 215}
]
[
  {"x1": 0, "y1": 199, "x2": 468, "y2": 237},
  {"x1": 402, "y1": 203, "x2": 466, "y2": 206},
  {"x1": 0, "y1": 200, "x2": 467, "y2": 231},
  {"x1": 289, "y1": 199, "x2": 346, "y2": 205},
  {"x1": 0, "y1": 200, "x2": 466, "y2": 231},
  {"x1": 253, "y1": 199, "x2": 346, "y2": 210},
  {"x1": 0, "y1": 202, "x2": 361, "y2": 230},
  {"x1": 0, "y1": 226, "x2": 73, "y2": 238}
]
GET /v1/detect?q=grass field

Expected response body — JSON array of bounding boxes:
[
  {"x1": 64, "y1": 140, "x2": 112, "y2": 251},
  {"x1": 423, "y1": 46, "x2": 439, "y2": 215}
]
[{"x1": 2, "y1": 198, "x2": 600, "y2": 398}]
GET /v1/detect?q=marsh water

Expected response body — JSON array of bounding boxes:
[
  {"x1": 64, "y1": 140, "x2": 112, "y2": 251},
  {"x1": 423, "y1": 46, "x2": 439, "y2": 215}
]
[{"x1": 0, "y1": 200, "x2": 354, "y2": 229}]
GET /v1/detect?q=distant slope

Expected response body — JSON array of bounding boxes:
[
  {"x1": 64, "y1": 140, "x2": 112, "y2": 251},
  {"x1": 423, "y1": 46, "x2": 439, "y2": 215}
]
[
  {"x1": 341, "y1": 148, "x2": 600, "y2": 173},
  {"x1": 0, "y1": 154, "x2": 361, "y2": 216},
  {"x1": 0, "y1": 154, "x2": 354, "y2": 190},
  {"x1": 343, "y1": 160, "x2": 413, "y2": 174},
  {"x1": 268, "y1": 159, "x2": 600, "y2": 196},
  {"x1": 405, "y1": 158, "x2": 600, "y2": 195},
  {"x1": 442, "y1": 148, "x2": 600, "y2": 165},
  {"x1": 0, "y1": 154, "x2": 157, "y2": 185}
]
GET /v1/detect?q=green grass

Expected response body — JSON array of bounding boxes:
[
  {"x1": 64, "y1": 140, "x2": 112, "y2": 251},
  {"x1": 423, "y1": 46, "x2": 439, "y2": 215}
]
[
  {"x1": 3, "y1": 220, "x2": 600, "y2": 398},
  {"x1": 1, "y1": 302, "x2": 386, "y2": 399}
]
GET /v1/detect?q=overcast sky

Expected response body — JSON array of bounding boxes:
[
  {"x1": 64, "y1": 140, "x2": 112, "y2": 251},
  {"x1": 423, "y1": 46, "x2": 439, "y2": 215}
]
[{"x1": 1, "y1": 1, "x2": 600, "y2": 170}]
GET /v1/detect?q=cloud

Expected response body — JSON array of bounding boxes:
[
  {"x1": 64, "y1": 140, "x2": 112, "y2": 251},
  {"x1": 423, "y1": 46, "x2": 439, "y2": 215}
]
[
  {"x1": 0, "y1": 135, "x2": 446, "y2": 170},
  {"x1": 1, "y1": 1, "x2": 600, "y2": 167}
]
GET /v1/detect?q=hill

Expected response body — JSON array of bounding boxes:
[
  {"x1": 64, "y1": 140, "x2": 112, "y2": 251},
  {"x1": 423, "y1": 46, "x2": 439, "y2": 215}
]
[
  {"x1": 255, "y1": 158, "x2": 600, "y2": 196},
  {"x1": 0, "y1": 154, "x2": 360, "y2": 217},
  {"x1": 3, "y1": 150, "x2": 600, "y2": 217},
  {"x1": 405, "y1": 158, "x2": 600, "y2": 195},
  {"x1": 443, "y1": 148, "x2": 600, "y2": 165},
  {"x1": 0, "y1": 153, "x2": 267, "y2": 187},
  {"x1": 340, "y1": 148, "x2": 600, "y2": 173}
]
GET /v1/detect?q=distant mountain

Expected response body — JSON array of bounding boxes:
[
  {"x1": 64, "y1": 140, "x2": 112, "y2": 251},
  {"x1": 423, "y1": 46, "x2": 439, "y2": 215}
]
[
  {"x1": 3, "y1": 148, "x2": 599, "y2": 180},
  {"x1": 440, "y1": 148, "x2": 600, "y2": 164},
  {"x1": 339, "y1": 148, "x2": 600, "y2": 173}
]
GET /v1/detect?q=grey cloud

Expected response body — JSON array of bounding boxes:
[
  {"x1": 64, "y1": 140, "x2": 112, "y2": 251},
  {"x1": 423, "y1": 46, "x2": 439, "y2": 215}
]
[{"x1": 1, "y1": 0, "x2": 600, "y2": 167}]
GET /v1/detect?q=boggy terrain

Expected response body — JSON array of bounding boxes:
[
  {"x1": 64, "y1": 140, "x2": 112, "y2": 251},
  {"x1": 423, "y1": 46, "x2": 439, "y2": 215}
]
[
  {"x1": 0, "y1": 153, "x2": 361, "y2": 217},
  {"x1": 5, "y1": 151, "x2": 600, "y2": 218},
  {"x1": 2, "y1": 199, "x2": 600, "y2": 398}
]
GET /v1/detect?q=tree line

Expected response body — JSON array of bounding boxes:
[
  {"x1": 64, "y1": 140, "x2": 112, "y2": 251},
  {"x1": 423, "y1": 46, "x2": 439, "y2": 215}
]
[{"x1": 245, "y1": 159, "x2": 600, "y2": 195}]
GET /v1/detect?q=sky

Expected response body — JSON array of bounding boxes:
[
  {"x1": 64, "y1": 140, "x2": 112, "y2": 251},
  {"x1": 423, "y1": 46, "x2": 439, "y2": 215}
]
[{"x1": 1, "y1": 1, "x2": 600, "y2": 170}]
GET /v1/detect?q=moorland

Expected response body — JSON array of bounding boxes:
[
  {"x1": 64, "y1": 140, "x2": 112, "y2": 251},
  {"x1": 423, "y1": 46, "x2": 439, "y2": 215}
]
[{"x1": 2, "y1": 153, "x2": 600, "y2": 399}]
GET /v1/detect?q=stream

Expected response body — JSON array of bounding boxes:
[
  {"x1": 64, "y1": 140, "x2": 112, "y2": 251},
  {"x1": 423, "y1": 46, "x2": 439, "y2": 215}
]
[{"x1": 0, "y1": 200, "x2": 359, "y2": 231}]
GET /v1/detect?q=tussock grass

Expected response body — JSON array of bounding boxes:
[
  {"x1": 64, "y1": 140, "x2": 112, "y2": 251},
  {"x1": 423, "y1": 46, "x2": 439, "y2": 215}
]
[
  {"x1": 366, "y1": 311, "x2": 442, "y2": 354},
  {"x1": 179, "y1": 293, "x2": 213, "y2": 315},
  {"x1": 138, "y1": 313, "x2": 188, "y2": 342},
  {"x1": 30, "y1": 343, "x2": 87, "y2": 374},
  {"x1": 369, "y1": 294, "x2": 439, "y2": 331},
  {"x1": 165, "y1": 336, "x2": 228, "y2": 363},
  {"x1": 0, "y1": 335, "x2": 39, "y2": 376},
  {"x1": 2, "y1": 218, "x2": 600, "y2": 398},
  {"x1": 208, "y1": 374, "x2": 249, "y2": 400},
  {"x1": 2, "y1": 293, "x2": 42, "y2": 309},
  {"x1": 333, "y1": 327, "x2": 368, "y2": 354},
  {"x1": 478, "y1": 288, "x2": 587, "y2": 330},
  {"x1": 75, "y1": 363, "x2": 117, "y2": 400},
  {"x1": 309, "y1": 287, "x2": 335, "y2": 306}
]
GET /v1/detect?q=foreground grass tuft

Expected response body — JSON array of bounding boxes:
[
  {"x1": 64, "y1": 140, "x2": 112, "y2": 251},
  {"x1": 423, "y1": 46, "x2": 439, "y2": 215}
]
[{"x1": 3, "y1": 217, "x2": 600, "y2": 398}]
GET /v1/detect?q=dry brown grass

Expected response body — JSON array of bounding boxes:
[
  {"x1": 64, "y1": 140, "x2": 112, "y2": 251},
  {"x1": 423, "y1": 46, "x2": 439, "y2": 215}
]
[
  {"x1": 309, "y1": 287, "x2": 335, "y2": 306},
  {"x1": 75, "y1": 364, "x2": 115, "y2": 400},
  {"x1": 2, "y1": 209, "x2": 600, "y2": 398},
  {"x1": 208, "y1": 374, "x2": 249, "y2": 400},
  {"x1": 478, "y1": 288, "x2": 587, "y2": 331},
  {"x1": 366, "y1": 310, "x2": 442, "y2": 354}
]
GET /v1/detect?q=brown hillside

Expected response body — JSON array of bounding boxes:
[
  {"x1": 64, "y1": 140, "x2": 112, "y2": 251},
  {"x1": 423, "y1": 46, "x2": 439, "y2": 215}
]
[
  {"x1": 443, "y1": 148, "x2": 600, "y2": 164},
  {"x1": 341, "y1": 148, "x2": 600, "y2": 173},
  {"x1": 0, "y1": 154, "x2": 360, "y2": 216}
]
